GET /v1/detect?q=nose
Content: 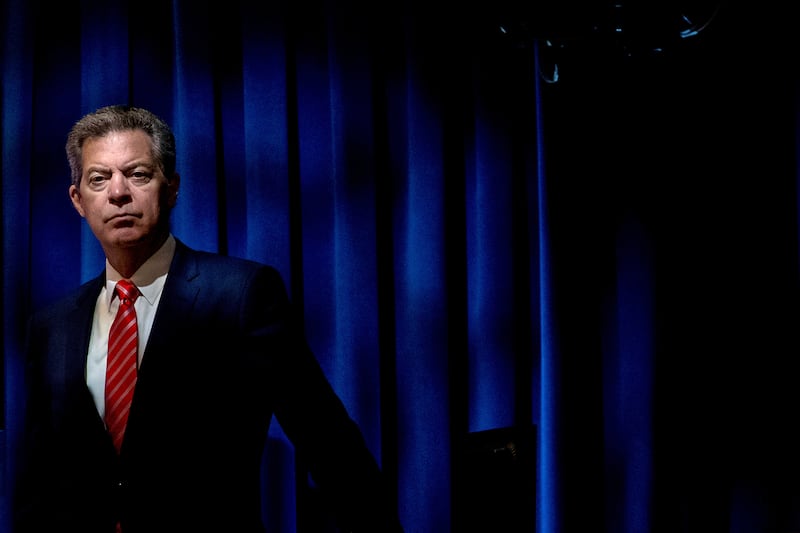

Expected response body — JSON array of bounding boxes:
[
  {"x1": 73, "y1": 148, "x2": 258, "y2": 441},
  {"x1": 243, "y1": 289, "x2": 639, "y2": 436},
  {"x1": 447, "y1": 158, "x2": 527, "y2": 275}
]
[{"x1": 108, "y1": 172, "x2": 131, "y2": 201}]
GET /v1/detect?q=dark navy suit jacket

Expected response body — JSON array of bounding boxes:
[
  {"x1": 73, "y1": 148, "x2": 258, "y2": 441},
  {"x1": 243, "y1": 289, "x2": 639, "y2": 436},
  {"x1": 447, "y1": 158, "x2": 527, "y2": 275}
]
[{"x1": 13, "y1": 239, "x2": 401, "y2": 532}]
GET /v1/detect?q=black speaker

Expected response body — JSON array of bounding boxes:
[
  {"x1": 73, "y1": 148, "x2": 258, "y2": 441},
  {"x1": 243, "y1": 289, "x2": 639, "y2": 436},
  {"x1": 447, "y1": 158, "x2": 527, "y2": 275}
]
[{"x1": 457, "y1": 425, "x2": 537, "y2": 531}]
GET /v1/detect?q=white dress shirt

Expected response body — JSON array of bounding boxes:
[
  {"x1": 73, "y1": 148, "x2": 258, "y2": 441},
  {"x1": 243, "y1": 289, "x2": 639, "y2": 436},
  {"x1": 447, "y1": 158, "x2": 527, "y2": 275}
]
[{"x1": 86, "y1": 234, "x2": 176, "y2": 419}]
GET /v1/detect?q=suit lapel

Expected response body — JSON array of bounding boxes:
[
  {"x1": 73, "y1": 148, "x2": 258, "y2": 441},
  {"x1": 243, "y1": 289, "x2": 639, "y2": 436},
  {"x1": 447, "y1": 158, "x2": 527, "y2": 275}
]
[
  {"x1": 138, "y1": 240, "x2": 200, "y2": 373},
  {"x1": 65, "y1": 275, "x2": 112, "y2": 442},
  {"x1": 69, "y1": 275, "x2": 106, "y2": 380},
  {"x1": 122, "y1": 242, "x2": 203, "y2": 452}
]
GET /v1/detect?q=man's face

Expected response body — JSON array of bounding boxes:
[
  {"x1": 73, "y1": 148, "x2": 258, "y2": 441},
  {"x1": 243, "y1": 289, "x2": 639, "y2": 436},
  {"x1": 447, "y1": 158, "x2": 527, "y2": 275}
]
[{"x1": 69, "y1": 129, "x2": 179, "y2": 254}]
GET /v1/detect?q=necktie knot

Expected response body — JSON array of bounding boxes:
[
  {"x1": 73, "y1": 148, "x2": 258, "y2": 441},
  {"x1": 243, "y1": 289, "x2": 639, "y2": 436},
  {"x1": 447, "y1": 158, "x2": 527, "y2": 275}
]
[{"x1": 116, "y1": 279, "x2": 139, "y2": 304}]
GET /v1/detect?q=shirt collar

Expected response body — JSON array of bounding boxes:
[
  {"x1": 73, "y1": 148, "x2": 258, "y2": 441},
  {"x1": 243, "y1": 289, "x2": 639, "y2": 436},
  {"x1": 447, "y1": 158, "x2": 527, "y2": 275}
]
[{"x1": 104, "y1": 234, "x2": 176, "y2": 309}]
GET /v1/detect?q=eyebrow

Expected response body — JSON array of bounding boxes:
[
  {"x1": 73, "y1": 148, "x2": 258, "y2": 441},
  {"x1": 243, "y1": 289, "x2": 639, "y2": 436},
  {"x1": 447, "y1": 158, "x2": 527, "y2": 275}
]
[{"x1": 85, "y1": 160, "x2": 155, "y2": 174}]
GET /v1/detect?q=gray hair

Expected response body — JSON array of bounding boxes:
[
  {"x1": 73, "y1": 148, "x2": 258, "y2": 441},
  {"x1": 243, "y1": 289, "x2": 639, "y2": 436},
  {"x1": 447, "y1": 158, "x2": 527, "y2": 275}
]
[{"x1": 65, "y1": 105, "x2": 177, "y2": 188}]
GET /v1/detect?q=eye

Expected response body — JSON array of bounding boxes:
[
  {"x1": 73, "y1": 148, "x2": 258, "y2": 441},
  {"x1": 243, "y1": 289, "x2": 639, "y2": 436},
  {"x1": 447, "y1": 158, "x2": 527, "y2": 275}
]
[
  {"x1": 129, "y1": 171, "x2": 152, "y2": 185},
  {"x1": 87, "y1": 174, "x2": 108, "y2": 188}
]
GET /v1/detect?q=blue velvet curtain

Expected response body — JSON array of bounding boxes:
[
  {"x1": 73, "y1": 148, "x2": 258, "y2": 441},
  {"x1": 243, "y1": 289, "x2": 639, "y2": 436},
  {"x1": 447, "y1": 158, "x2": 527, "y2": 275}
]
[{"x1": 3, "y1": 1, "x2": 800, "y2": 532}]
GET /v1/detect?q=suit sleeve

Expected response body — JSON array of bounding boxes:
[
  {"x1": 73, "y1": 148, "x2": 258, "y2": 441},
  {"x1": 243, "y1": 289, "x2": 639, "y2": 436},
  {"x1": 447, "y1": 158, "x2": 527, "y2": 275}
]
[
  {"x1": 242, "y1": 265, "x2": 404, "y2": 532},
  {"x1": 12, "y1": 314, "x2": 49, "y2": 532}
]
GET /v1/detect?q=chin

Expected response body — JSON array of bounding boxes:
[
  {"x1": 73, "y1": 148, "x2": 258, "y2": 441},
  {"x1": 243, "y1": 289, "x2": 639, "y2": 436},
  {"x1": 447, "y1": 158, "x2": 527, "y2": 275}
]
[{"x1": 105, "y1": 230, "x2": 149, "y2": 248}]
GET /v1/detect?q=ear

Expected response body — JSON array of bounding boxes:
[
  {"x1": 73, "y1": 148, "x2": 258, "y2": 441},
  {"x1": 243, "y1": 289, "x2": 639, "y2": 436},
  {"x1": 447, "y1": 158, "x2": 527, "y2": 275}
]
[
  {"x1": 167, "y1": 172, "x2": 180, "y2": 208},
  {"x1": 69, "y1": 184, "x2": 86, "y2": 217}
]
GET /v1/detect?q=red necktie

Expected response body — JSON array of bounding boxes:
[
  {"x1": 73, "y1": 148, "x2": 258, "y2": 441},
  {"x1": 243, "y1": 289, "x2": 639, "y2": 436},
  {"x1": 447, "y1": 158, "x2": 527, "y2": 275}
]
[{"x1": 105, "y1": 279, "x2": 139, "y2": 453}]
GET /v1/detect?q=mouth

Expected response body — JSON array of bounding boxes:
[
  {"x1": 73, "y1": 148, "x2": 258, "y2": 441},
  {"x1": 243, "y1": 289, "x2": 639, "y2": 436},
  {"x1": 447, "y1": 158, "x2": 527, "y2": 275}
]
[{"x1": 107, "y1": 213, "x2": 139, "y2": 225}]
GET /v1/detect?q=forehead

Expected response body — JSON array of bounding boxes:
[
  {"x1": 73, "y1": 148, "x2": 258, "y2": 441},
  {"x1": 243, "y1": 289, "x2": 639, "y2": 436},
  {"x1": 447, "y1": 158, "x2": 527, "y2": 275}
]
[{"x1": 82, "y1": 129, "x2": 155, "y2": 167}]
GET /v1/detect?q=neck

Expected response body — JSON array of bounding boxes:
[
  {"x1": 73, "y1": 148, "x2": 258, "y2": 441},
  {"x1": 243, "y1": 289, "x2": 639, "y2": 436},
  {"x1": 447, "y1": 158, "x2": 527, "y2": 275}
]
[{"x1": 105, "y1": 233, "x2": 169, "y2": 279}]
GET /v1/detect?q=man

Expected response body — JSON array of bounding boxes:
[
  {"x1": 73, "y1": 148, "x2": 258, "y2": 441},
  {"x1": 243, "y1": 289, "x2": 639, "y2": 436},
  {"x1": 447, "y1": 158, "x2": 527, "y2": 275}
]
[{"x1": 13, "y1": 105, "x2": 403, "y2": 532}]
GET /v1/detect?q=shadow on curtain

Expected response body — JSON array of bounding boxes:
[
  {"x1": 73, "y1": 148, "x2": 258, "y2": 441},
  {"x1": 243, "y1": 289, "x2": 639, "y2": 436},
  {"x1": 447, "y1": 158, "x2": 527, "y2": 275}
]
[{"x1": 3, "y1": 1, "x2": 800, "y2": 532}]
